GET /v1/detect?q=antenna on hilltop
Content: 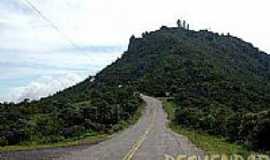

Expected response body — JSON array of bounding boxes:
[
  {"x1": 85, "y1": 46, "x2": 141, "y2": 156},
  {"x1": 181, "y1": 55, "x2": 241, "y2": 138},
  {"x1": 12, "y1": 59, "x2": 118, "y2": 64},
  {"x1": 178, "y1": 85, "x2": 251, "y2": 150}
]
[
  {"x1": 177, "y1": 19, "x2": 190, "y2": 30},
  {"x1": 177, "y1": 19, "x2": 182, "y2": 28}
]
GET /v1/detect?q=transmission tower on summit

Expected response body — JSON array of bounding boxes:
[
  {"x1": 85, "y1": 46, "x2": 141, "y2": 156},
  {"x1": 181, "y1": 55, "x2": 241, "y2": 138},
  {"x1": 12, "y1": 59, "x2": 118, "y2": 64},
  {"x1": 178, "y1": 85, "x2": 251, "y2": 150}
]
[{"x1": 177, "y1": 19, "x2": 190, "y2": 30}]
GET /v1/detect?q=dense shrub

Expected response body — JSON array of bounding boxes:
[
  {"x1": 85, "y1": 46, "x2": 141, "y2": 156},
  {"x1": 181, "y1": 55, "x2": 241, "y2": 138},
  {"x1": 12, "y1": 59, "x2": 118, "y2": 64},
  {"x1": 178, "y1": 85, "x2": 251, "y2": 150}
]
[
  {"x1": 0, "y1": 87, "x2": 141, "y2": 146},
  {"x1": 239, "y1": 111, "x2": 270, "y2": 150}
]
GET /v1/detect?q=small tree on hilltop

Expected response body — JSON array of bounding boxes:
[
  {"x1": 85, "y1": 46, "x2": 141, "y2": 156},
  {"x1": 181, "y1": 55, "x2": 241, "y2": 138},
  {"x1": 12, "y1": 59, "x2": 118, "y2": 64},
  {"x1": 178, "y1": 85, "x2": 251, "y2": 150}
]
[{"x1": 129, "y1": 35, "x2": 136, "y2": 42}]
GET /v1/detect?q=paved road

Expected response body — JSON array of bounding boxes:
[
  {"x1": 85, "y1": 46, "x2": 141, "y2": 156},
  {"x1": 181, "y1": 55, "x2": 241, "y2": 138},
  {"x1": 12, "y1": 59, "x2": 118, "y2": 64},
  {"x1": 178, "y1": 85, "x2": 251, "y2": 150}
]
[
  {"x1": 1, "y1": 96, "x2": 204, "y2": 160},
  {"x1": 55, "y1": 95, "x2": 203, "y2": 160}
]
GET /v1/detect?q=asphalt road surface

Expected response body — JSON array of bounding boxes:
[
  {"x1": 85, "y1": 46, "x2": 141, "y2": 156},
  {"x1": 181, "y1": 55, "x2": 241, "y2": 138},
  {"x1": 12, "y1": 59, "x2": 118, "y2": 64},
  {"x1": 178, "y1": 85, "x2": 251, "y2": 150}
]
[{"x1": 1, "y1": 96, "x2": 204, "y2": 160}]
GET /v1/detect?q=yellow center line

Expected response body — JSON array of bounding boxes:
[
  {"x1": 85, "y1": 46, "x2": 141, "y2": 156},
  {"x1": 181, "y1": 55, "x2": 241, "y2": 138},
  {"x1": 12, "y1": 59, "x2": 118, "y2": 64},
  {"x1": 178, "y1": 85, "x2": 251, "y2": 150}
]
[{"x1": 122, "y1": 108, "x2": 156, "y2": 160}]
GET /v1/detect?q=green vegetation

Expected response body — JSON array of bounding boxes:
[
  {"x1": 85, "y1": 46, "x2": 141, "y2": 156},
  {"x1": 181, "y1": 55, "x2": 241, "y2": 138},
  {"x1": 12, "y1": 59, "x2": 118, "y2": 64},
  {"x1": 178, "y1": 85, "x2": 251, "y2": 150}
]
[
  {"x1": 94, "y1": 26, "x2": 270, "y2": 152},
  {"x1": 0, "y1": 133, "x2": 107, "y2": 152},
  {"x1": 1, "y1": 23, "x2": 270, "y2": 152},
  {"x1": 163, "y1": 100, "x2": 253, "y2": 156},
  {"x1": 0, "y1": 102, "x2": 144, "y2": 152},
  {"x1": 0, "y1": 85, "x2": 142, "y2": 148},
  {"x1": 171, "y1": 126, "x2": 252, "y2": 156}
]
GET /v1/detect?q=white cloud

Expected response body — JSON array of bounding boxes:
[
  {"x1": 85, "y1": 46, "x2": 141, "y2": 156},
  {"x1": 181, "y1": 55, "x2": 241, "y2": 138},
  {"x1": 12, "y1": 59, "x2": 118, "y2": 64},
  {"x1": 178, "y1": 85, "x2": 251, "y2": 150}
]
[{"x1": 2, "y1": 73, "x2": 84, "y2": 103}]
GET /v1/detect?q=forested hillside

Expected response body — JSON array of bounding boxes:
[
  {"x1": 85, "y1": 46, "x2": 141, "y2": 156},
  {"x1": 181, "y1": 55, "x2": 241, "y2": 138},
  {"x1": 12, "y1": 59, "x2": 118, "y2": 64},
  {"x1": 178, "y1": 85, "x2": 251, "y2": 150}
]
[
  {"x1": 1, "y1": 25, "x2": 270, "y2": 152},
  {"x1": 86, "y1": 26, "x2": 270, "y2": 151},
  {"x1": 0, "y1": 78, "x2": 142, "y2": 146}
]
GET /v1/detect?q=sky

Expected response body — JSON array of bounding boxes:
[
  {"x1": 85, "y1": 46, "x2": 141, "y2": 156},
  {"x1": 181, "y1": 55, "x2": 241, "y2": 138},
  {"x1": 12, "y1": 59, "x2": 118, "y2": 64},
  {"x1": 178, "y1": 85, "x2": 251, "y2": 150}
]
[{"x1": 0, "y1": 0, "x2": 270, "y2": 102}]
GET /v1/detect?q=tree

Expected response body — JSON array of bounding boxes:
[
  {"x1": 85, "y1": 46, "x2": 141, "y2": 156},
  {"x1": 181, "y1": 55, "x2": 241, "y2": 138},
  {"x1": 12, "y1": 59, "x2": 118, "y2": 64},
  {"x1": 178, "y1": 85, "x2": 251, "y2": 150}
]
[
  {"x1": 129, "y1": 35, "x2": 136, "y2": 42},
  {"x1": 142, "y1": 31, "x2": 149, "y2": 37}
]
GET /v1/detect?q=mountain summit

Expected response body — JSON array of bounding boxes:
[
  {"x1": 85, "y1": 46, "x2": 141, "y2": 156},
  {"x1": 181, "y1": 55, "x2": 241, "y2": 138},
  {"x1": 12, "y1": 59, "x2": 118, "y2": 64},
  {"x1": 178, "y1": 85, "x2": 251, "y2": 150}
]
[
  {"x1": 93, "y1": 26, "x2": 270, "y2": 151},
  {"x1": 97, "y1": 26, "x2": 270, "y2": 97},
  {"x1": 1, "y1": 24, "x2": 270, "y2": 151}
]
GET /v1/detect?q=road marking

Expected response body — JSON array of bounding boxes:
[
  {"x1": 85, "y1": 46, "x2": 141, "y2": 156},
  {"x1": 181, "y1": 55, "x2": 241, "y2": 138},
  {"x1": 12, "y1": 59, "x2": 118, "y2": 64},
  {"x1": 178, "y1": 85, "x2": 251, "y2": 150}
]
[{"x1": 122, "y1": 107, "x2": 156, "y2": 160}]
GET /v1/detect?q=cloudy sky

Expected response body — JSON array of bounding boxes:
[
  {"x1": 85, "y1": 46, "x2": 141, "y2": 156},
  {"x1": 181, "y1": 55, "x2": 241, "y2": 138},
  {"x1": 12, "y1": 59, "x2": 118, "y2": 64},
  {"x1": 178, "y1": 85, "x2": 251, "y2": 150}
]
[{"x1": 1, "y1": 0, "x2": 270, "y2": 102}]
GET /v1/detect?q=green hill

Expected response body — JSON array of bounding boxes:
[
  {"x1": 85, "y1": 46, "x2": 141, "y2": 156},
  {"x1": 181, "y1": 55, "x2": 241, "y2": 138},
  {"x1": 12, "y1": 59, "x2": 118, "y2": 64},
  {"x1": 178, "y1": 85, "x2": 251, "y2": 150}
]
[
  {"x1": 1, "y1": 25, "x2": 270, "y2": 152},
  {"x1": 89, "y1": 26, "x2": 270, "y2": 151}
]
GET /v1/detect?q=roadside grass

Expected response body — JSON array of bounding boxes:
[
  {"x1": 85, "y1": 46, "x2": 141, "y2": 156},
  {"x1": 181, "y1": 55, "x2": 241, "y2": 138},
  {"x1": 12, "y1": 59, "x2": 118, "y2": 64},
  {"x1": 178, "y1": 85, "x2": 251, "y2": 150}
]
[
  {"x1": 0, "y1": 101, "x2": 145, "y2": 153},
  {"x1": 0, "y1": 134, "x2": 108, "y2": 152},
  {"x1": 162, "y1": 99, "x2": 254, "y2": 156}
]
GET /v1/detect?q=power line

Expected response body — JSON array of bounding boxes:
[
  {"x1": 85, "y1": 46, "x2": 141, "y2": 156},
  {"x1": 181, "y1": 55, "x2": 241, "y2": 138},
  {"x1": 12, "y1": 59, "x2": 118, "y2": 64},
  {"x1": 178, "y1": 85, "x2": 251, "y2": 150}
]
[{"x1": 21, "y1": 0, "x2": 80, "y2": 49}]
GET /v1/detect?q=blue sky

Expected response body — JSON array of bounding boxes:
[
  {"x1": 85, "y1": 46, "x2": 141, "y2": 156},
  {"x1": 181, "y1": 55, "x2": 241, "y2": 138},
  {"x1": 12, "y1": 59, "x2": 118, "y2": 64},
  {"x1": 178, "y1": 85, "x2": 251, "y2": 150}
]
[{"x1": 1, "y1": 0, "x2": 270, "y2": 102}]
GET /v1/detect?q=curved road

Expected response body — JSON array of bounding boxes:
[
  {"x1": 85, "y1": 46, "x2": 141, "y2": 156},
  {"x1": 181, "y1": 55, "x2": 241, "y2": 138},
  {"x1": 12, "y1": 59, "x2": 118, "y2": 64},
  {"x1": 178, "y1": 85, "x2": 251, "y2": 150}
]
[
  {"x1": 55, "y1": 95, "x2": 203, "y2": 160},
  {"x1": 1, "y1": 96, "x2": 204, "y2": 160}
]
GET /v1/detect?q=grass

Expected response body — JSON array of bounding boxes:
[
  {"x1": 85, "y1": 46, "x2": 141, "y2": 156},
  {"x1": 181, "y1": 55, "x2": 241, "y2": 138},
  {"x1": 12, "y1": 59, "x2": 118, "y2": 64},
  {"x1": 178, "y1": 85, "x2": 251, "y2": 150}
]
[
  {"x1": 169, "y1": 124, "x2": 253, "y2": 156},
  {"x1": 0, "y1": 134, "x2": 108, "y2": 152},
  {"x1": 162, "y1": 99, "x2": 255, "y2": 156},
  {"x1": 0, "y1": 101, "x2": 145, "y2": 153}
]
